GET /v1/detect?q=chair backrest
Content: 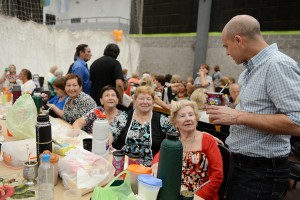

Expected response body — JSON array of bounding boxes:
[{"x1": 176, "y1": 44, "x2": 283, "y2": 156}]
[{"x1": 218, "y1": 144, "x2": 231, "y2": 200}]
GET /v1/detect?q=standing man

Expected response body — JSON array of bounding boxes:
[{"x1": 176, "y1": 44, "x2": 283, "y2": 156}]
[
  {"x1": 207, "y1": 15, "x2": 300, "y2": 200},
  {"x1": 72, "y1": 44, "x2": 92, "y2": 94},
  {"x1": 90, "y1": 43, "x2": 124, "y2": 105}
]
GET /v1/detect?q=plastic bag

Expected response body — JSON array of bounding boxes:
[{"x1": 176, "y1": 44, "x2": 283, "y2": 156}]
[
  {"x1": 6, "y1": 94, "x2": 37, "y2": 140},
  {"x1": 92, "y1": 170, "x2": 139, "y2": 200},
  {"x1": 58, "y1": 148, "x2": 115, "y2": 195},
  {"x1": 1, "y1": 138, "x2": 36, "y2": 168}
]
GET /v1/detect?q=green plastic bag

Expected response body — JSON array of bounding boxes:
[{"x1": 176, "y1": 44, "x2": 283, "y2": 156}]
[
  {"x1": 6, "y1": 94, "x2": 37, "y2": 140},
  {"x1": 92, "y1": 170, "x2": 139, "y2": 200}
]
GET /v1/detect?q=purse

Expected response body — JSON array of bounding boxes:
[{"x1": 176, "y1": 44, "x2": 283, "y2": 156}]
[{"x1": 92, "y1": 170, "x2": 139, "y2": 200}]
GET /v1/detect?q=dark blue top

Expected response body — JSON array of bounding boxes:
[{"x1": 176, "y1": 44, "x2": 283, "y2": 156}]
[
  {"x1": 49, "y1": 95, "x2": 68, "y2": 110},
  {"x1": 72, "y1": 58, "x2": 91, "y2": 94}
]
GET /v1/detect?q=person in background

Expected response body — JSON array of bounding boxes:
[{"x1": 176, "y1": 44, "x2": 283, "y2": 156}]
[
  {"x1": 72, "y1": 44, "x2": 92, "y2": 94},
  {"x1": 60, "y1": 74, "x2": 96, "y2": 132},
  {"x1": 48, "y1": 69, "x2": 63, "y2": 98},
  {"x1": 125, "y1": 72, "x2": 139, "y2": 96},
  {"x1": 194, "y1": 64, "x2": 213, "y2": 91},
  {"x1": 44, "y1": 65, "x2": 58, "y2": 91},
  {"x1": 212, "y1": 65, "x2": 222, "y2": 89},
  {"x1": 110, "y1": 86, "x2": 176, "y2": 166},
  {"x1": 207, "y1": 15, "x2": 300, "y2": 200},
  {"x1": 228, "y1": 83, "x2": 240, "y2": 108},
  {"x1": 152, "y1": 100, "x2": 223, "y2": 200},
  {"x1": 190, "y1": 88, "x2": 209, "y2": 123},
  {"x1": 173, "y1": 80, "x2": 189, "y2": 101},
  {"x1": 215, "y1": 76, "x2": 231, "y2": 96},
  {"x1": 227, "y1": 76, "x2": 235, "y2": 84},
  {"x1": 44, "y1": 77, "x2": 68, "y2": 118},
  {"x1": 153, "y1": 74, "x2": 165, "y2": 99},
  {"x1": 73, "y1": 85, "x2": 125, "y2": 134},
  {"x1": 0, "y1": 64, "x2": 18, "y2": 86},
  {"x1": 90, "y1": 43, "x2": 124, "y2": 105},
  {"x1": 122, "y1": 68, "x2": 128, "y2": 81},
  {"x1": 164, "y1": 73, "x2": 172, "y2": 87},
  {"x1": 18, "y1": 68, "x2": 36, "y2": 94}
]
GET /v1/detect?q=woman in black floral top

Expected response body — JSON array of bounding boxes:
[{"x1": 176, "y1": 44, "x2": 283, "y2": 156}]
[
  {"x1": 110, "y1": 86, "x2": 176, "y2": 166},
  {"x1": 63, "y1": 74, "x2": 96, "y2": 132},
  {"x1": 73, "y1": 85, "x2": 125, "y2": 133}
]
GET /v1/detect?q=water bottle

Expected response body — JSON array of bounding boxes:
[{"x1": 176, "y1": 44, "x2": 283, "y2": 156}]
[
  {"x1": 92, "y1": 110, "x2": 110, "y2": 159},
  {"x1": 157, "y1": 132, "x2": 183, "y2": 200},
  {"x1": 38, "y1": 154, "x2": 54, "y2": 200},
  {"x1": 36, "y1": 114, "x2": 52, "y2": 163}
]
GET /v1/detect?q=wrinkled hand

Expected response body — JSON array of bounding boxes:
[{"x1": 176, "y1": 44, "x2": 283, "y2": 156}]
[{"x1": 206, "y1": 105, "x2": 240, "y2": 125}]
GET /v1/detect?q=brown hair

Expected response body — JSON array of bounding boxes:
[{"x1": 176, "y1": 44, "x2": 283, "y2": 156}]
[
  {"x1": 64, "y1": 74, "x2": 82, "y2": 87},
  {"x1": 52, "y1": 77, "x2": 65, "y2": 91}
]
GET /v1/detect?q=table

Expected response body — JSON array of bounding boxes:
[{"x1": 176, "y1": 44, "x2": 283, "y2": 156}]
[{"x1": 0, "y1": 117, "x2": 201, "y2": 200}]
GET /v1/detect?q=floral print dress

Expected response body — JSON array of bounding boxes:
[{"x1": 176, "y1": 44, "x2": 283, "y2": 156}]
[{"x1": 111, "y1": 110, "x2": 176, "y2": 166}]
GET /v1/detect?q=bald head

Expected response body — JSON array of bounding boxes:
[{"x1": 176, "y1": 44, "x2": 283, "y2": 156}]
[{"x1": 223, "y1": 15, "x2": 261, "y2": 40}]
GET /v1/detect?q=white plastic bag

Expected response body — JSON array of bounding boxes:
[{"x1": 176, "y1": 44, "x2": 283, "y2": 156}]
[
  {"x1": 58, "y1": 148, "x2": 115, "y2": 195},
  {"x1": 1, "y1": 138, "x2": 36, "y2": 168}
]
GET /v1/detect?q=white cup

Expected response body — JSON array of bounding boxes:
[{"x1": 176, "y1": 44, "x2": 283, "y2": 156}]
[{"x1": 138, "y1": 174, "x2": 162, "y2": 200}]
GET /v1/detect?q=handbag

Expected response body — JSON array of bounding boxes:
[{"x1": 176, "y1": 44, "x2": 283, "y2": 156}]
[{"x1": 92, "y1": 170, "x2": 139, "y2": 200}]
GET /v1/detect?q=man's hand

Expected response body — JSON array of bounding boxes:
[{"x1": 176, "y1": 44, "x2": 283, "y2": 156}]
[{"x1": 206, "y1": 105, "x2": 241, "y2": 125}]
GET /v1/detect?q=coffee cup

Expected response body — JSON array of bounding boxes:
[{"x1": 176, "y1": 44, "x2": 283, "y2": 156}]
[{"x1": 206, "y1": 91, "x2": 223, "y2": 106}]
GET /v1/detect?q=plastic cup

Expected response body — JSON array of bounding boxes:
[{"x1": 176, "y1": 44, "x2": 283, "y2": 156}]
[
  {"x1": 63, "y1": 189, "x2": 81, "y2": 200},
  {"x1": 138, "y1": 174, "x2": 162, "y2": 200},
  {"x1": 82, "y1": 138, "x2": 92, "y2": 152},
  {"x1": 1, "y1": 94, "x2": 7, "y2": 106},
  {"x1": 7, "y1": 92, "x2": 11, "y2": 102},
  {"x1": 206, "y1": 91, "x2": 223, "y2": 106}
]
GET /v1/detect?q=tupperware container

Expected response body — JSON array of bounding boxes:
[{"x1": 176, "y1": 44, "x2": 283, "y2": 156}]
[
  {"x1": 138, "y1": 174, "x2": 162, "y2": 200},
  {"x1": 127, "y1": 164, "x2": 152, "y2": 194}
]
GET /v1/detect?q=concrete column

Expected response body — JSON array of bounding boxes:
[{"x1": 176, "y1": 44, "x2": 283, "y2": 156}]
[{"x1": 193, "y1": 0, "x2": 212, "y2": 78}]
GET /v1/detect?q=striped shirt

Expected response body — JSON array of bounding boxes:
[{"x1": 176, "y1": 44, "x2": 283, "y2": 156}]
[{"x1": 227, "y1": 43, "x2": 300, "y2": 158}]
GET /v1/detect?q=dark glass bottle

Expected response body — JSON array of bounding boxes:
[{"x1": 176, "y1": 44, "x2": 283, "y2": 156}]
[{"x1": 157, "y1": 132, "x2": 183, "y2": 200}]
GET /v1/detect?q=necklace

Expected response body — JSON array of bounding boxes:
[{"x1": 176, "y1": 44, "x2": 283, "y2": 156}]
[{"x1": 181, "y1": 133, "x2": 196, "y2": 151}]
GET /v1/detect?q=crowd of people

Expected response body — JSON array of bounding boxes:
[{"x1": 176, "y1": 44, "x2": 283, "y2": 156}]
[{"x1": 2, "y1": 14, "x2": 300, "y2": 200}]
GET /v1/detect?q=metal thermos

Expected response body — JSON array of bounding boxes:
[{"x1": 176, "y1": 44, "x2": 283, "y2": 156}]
[{"x1": 36, "y1": 114, "x2": 52, "y2": 164}]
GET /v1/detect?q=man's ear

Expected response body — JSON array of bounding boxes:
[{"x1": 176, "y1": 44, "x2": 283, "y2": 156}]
[{"x1": 234, "y1": 35, "x2": 243, "y2": 46}]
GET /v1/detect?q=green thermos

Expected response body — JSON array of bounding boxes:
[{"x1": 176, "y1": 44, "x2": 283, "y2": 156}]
[{"x1": 157, "y1": 132, "x2": 183, "y2": 200}]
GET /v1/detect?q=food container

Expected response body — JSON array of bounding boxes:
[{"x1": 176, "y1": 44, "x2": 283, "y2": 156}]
[
  {"x1": 138, "y1": 174, "x2": 162, "y2": 200},
  {"x1": 127, "y1": 164, "x2": 152, "y2": 194}
]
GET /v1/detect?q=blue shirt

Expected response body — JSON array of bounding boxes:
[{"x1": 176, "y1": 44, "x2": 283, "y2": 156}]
[
  {"x1": 72, "y1": 58, "x2": 91, "y2": 94},
  {"x1": 227, "y1": 43, "x2": 300, "y2": 158},
  {"x1": 49, "y1": 95, "x2": 68, "y2": 110}
]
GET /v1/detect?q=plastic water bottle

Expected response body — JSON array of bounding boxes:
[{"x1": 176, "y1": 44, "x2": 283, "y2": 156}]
[
  {"x1": 157, "y1": 132, "x2": 183, "y2": 200},
  {"x1": 92, "y1": 110, "x2": 110, "y2": 159},
  {"x1": 38, "y1": 154, "x2": 54, "y2": 200}
]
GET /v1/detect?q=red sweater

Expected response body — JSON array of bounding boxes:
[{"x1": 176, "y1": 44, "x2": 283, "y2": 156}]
[{"x1": 152, "y1": 133, "x2": 223, "y2": 200}]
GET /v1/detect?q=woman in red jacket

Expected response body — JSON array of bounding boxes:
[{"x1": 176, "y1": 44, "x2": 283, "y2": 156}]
[{"x1": 152, "y1": 100, "x2": 223, "y2": 200}]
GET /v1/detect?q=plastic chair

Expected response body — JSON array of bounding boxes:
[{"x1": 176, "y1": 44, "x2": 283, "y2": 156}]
[
  {"x1": 218, "y1": 144, "x2": 231, "y2": 200},
  {"x1": 289, "y1": 161, "x2": 300, "y2": 189}
]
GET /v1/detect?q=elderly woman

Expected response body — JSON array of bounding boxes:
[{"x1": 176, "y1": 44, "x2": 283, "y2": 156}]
[
  {"x1": 44, "y1": 77, "x2": 68, "y2": 118},
  {"x1": 73, "y1": 85, "x2": 124, "y2": 134},
  {"x1": 62, "y1": 74, "x2": 96, "y2": 132},
  {"x1": 110, "y1": 86, "x2": 176, "y2": 166},
  {"x1": 17, "y1": 68, "x2": 36, "y2": 94},
  {"x1": 152, "y1": 100, "x2": 223, "y2": 200},
  {"x1": 190, "y1": 88, "x2": 209, "y2": 123}
]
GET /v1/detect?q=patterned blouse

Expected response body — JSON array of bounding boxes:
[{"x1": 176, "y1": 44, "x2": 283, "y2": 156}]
[
  {"x1": 63, "y1": 92, "x2": 97, "y2": 133},
  {"x1": 82, "y1": 106, "x2": 124, "y2": 134},
  {"x1": 111, "y1": 110, "x2": 176, "y2": 166}
]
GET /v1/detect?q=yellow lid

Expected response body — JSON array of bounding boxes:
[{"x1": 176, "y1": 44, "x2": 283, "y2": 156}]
[{"x1": 127, "y1": 164, "x2": 152, "y2": 174}]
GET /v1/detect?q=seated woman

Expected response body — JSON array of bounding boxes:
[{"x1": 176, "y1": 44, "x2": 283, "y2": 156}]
[
  {"x1": 110, "y1": 86, "x2": 176, "y2": 166},
  {"x1": 173, "y1": 80, "x2": 189, "y2": 101},
  {"x1": 44, "y1": 77, "x2": 68, "y2": 118},
  {"x1": 72, "y1": 85, "x2": 125, "y2": 134},
  {"x1": 0, "y1": 64, "x2": 19, "y2": 86},
  {"x1": 190, "y1": 88, "x2": 209, "y2": 123},
  {"x1": 18, "y1": 68, "x2": 36, "y2": 94},
  {"x1": 60, "y1": 74, "x2": 97, "y2": 132},
  {"x1": 152, "y1": 100, "x2": 223, "y2": 200}
]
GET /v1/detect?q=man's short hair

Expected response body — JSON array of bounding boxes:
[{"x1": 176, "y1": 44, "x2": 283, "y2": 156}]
[
  {"x1": 76, "y1": 44, "x2": 88, "y2": 57},
  {"x1": 103, "y1": 43, "x2": 120, "y2": 59}
]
